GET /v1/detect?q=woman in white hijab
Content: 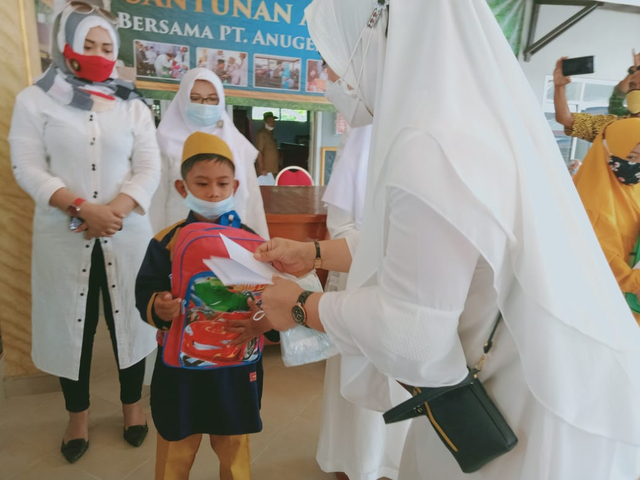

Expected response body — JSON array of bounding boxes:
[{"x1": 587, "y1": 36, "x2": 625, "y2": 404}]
[
  {"x1": 319, "y1": 124, "x2": 409, "y2": 480},
  {"x1": 154, "y1": 68, "x2": 269, "y2": 239},
  {"x1": 257, "y1": 0, "x2": 640, "y2": 478}
]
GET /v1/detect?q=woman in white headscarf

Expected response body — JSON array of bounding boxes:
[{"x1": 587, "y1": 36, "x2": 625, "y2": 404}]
[
  {"x1": 319, "y1": 124, "x2": 409, "y2": 480},
  {"x1": 322, "y1": 125, "x2": 370, "y2": 240},
  {"x1": 257, "y1": 0, "x2": 640, "y2": 478},
  {"x1": 154, "y1": 68, "x2": 269, "y2": 239},
  {"x1": 9, "y1": 1, "x2": 160, "y2": 463}
]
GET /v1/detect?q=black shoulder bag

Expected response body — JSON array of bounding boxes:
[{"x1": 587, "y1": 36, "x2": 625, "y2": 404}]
[{"x1": 383, "y1": 314, "x2": 518, "y2": 473}]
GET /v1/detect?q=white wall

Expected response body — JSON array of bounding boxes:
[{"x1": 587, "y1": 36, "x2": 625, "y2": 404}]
[
  {"x1": 518, "y1": 3, "x2": 640, "y2": 101},
  {"x1": 320, "y1": 110, "x2": 342, "y2": 148}
]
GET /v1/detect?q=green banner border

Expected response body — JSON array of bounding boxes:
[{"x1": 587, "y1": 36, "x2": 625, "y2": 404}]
[{"x1": 138, "y1": 89, "x2": 336, "y2": 111}]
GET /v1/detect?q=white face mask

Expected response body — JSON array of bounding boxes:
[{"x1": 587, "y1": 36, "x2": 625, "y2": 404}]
[
  {"x1": 185, "y1": 103, "x2": 224, "y2": 128},
  {"x1": 183, "y1": 187, "x2": 236, "y2": 220},
  {"x1": 324, "y1": 23, "x2": 375, "y2": 128},
  {"x1": 265, "y1": 123, "x2": 275, "y2": 131},
  {"x1": 325, "y1": 79, "x2": 373, "y2": 128}
]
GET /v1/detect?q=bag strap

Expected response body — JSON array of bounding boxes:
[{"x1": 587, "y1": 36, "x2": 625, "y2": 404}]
[
  {"x1": 472, "y1": 312, "x2": 502, "y2": 374},
  {"x1": 383, "y1": 371, "x2": 476, "y2": 424},
  {"x1": 383, "y1": 311, "x2": 503, "y2": 425},
  {"x1": 483, "y1": 312, "x2": 502, "y2": 354}
]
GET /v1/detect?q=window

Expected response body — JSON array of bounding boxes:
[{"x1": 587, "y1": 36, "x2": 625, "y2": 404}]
[
  {"x1": 543, "y1": 76, "x2": 617, "y2": 165},
  {"x1": 251, "y1": 107, "x2": 308, "y2": 122}
]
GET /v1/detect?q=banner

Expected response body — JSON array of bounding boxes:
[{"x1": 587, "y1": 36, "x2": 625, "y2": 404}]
[
  {"x1": 113, "y1": 0, "x2": 329, "y2": 108},
  {"x1": 34, "y1": 0, "x2": 526, "y2": 109},
  {"x1": 487, "y1": 0, "x2": 526, "y2": 57}
]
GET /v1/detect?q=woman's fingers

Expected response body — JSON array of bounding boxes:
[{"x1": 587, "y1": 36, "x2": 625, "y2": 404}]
[
  {"x1": 74, "y1": 223, "x2": 88, "y2": 233},
  {"x1": 254, "y1": 239, "x2": 281, "y2": 262}
]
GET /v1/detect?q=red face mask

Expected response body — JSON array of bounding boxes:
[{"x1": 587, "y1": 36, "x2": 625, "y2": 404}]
[{"x1": 63, "y1": 44, "x2": 116, "y2": 82}]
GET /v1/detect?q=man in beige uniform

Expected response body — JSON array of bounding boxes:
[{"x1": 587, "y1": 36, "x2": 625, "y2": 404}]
[{"x1": 255, "y1": 112, "x2": 280, "y2": 175}]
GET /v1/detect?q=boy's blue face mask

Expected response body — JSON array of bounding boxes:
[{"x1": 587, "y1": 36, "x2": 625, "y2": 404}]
[{"x1": 183, "y1": 187, "x2": 236, "y2": 220}]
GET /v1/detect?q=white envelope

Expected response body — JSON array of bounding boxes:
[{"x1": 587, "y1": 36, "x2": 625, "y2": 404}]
[
  {"x1": 202, "y1": 257, "x2": 266, "y2": 286},
  {"x1": 202, "y1": 234, "x2": 295, "y2": 286}
]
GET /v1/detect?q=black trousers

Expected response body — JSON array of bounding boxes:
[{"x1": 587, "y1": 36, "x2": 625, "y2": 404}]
[{"x1": 59, "y1": 241, "x2": 145, "y2": 413}]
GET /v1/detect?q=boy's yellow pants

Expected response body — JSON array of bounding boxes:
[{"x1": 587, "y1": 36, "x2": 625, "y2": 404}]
[{"x1": 155, "y1": 433, "x2": 251, "y2": 480}]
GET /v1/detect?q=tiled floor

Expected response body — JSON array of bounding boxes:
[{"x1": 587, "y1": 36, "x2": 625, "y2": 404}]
[{"x1": 0, "y1": 324, "x2": 335, "y2": 480}]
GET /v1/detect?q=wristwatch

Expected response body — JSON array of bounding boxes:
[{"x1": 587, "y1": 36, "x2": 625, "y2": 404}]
[
  {"x1": 314, "y1": 240, "x2": 323, "y2": 269},
  {"x1": 67, "y1": 198, "x2": 86, "y2": 217},
  {"x1": 292, "y1": 290, "x2": 314, "y2": 328}
]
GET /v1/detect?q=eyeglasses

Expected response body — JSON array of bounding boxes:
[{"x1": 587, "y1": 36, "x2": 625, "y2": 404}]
[
  {"x1": 190, "y1": 96, "x2": 219, "y2": 105},
  {"x1": 66, "y1": 1, "x2": 119, "y2": 26}
]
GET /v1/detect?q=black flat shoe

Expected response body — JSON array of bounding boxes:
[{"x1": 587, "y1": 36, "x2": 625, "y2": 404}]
[
  {"x1": 60, "y1": 438, "x2": 89, "y2": 464},
  {"x1": 123, "y1": 423, "x2": 149, "y2": 447}
]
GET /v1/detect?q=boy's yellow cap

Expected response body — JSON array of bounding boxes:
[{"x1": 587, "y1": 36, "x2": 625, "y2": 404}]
[{"x1": 181, "y1": 132, "x2": 234, "y2": 164}]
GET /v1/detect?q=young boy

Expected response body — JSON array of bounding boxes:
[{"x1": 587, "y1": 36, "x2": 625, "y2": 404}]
[{"x1": 136, "y1": 131, "x2": 275, "y2": 480}]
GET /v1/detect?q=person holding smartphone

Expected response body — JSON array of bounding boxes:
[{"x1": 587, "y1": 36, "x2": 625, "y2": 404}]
[
  {"x1": 554, "y1": 51, "x2": 640, "y2": 142},
  {"x1": 9, "y1": 1, "x2": 160, "y2": 463}
]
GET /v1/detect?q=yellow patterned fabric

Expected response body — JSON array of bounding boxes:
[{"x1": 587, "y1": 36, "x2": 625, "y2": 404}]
[
  {"x1": 565, "y1": 112, "x2": 620, "y2": 143},
  {"x1": 573, "y1": 118, "x2": 640, "y2": 325}
]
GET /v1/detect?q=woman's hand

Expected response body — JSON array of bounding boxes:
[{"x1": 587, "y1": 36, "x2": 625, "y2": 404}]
[
  {"x1": 227, "y1": 298, "x2": 274, "y2": 346},
  {"x1": 568, "y1": 160, "x2": 581, "y2": 176},
  {"x1": 553, "y1": 57, "x2": 571, "y2": 88},
  {"x1": 109, "y1": 193, "x2": 138, "y2": 219},
  {"x1": 77, "y1": 203, "x2": 124, "y2": 239},
  {"x1": 261, "y1": 277, "x2": 304, "y2": 331},
  {"x1": 254, "y1": 238, "x2": 316, "y2": 275}
]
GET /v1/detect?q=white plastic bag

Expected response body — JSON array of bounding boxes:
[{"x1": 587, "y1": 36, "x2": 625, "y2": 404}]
[{"x1": 279, "y1": 271, "x2": 339, "y2": 367}]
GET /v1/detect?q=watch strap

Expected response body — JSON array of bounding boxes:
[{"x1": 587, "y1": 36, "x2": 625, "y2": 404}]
[
  {"x1": 297, "y1": 290, "x2": 314, "y2": 307},
  {"x1": 68, "y1": 197, "x2": 86, "y2": 216},
  {"x1": 314, "y1": 240, "x2": 322, "y2": 269}
]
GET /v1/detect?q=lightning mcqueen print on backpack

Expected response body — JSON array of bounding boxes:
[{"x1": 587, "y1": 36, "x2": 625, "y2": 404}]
[{"x1": 162, "y1": 223, "x2": 267, "y2": 370}]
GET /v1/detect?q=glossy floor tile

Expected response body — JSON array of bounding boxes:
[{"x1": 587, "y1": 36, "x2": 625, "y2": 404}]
[{"x1": 0, "y1": 341, "x2": 343, "y2": 480}]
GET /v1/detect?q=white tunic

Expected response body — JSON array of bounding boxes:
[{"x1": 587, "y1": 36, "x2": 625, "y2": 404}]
[
  {"x1": 317, "y1": 205, "x2": 410, "y2": 480},
  {"x1": 320, "y1": 187, "x2": 640, "y2": 479},
  {"x1": 9, "y1": 86, "x2": 161, "y2": 381}
]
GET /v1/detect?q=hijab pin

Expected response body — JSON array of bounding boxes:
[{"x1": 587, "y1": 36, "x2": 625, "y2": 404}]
[
  {"x1": 216, "y1": 119, "x2": 224, "y2": 129},
  {"x1": 368, "y1": 0, "x2": 389, "y2": 28}
]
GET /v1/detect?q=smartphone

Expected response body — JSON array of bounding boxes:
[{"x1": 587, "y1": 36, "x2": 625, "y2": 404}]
[
  {"x1": 562, "y1": 56, "x2": 594, "y2": 76},
  {"x1": 70, "y1": 217, "x2": 84, "y2": 230}
]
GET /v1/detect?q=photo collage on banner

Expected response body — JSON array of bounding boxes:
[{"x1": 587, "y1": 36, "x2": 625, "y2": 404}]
[{"x1": 115, "y1": 0, "x2": 322, "y2": 101}]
